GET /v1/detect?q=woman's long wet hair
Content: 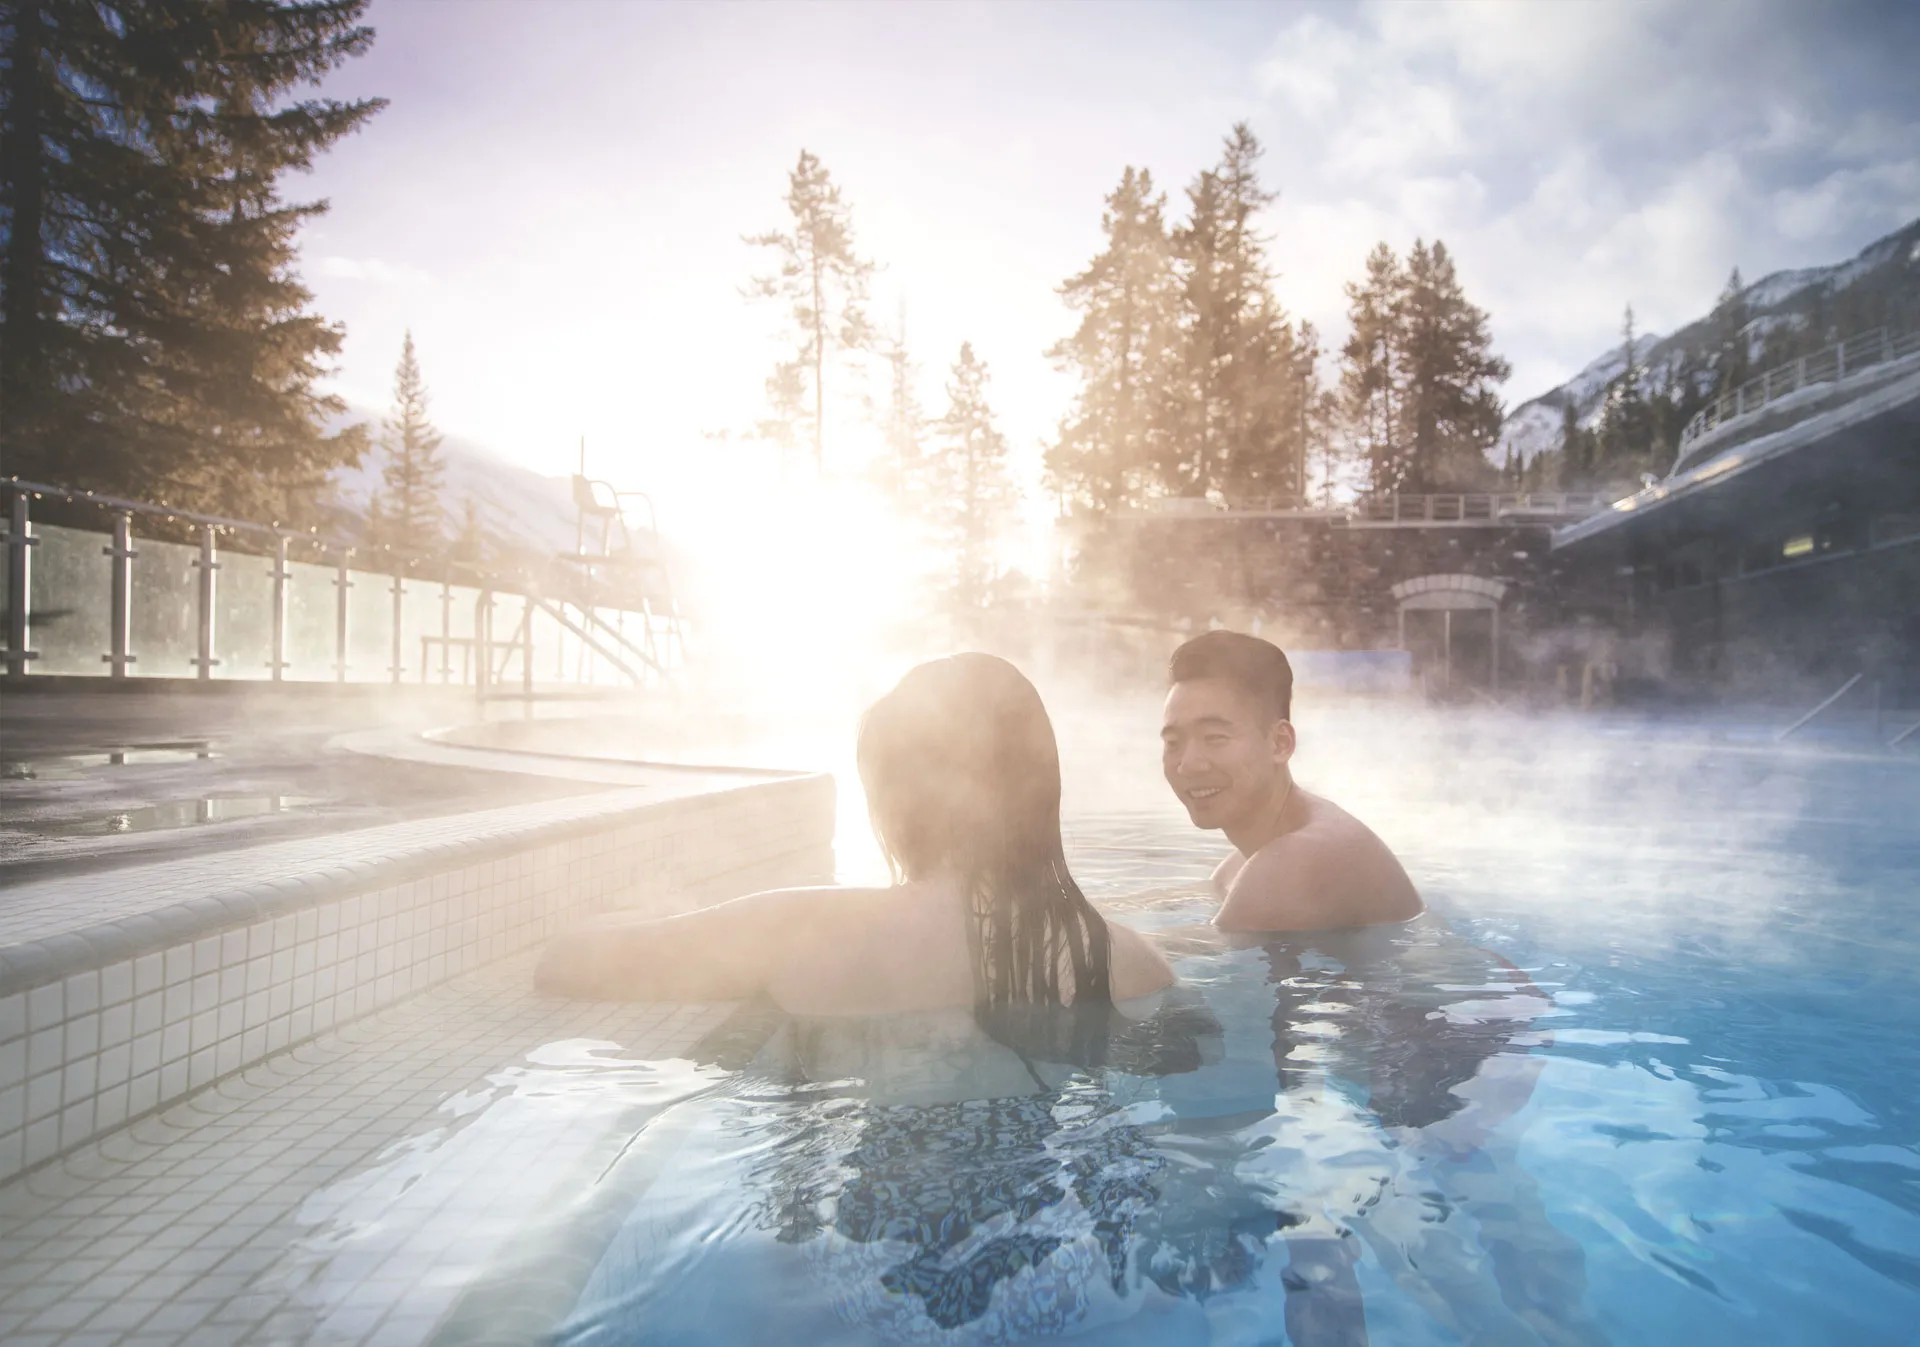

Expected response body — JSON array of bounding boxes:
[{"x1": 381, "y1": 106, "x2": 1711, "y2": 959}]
[{"x1": 857, "y1": 654, "x2": 1112, "y2": 1012}]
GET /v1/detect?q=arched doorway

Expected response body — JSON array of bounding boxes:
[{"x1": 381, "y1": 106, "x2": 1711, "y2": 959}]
[{"x1": 1391, "y1": 573, "x2": 1509, "y2": 696}]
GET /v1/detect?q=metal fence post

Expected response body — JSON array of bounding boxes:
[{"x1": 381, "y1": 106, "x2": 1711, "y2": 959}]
[
  {"x1": 389, "y1": 568, "x2": 405, "y2": 684},
  {"x1": 334, "y1": 556, "x2": 352, "y2": 682},
  {"x1": 1837, "y1": 338, "x2": 1847, "y2": 380},
  {"x1": 269, "y1": 536, "x2": 289, "y2": 680},
  {"x1": 104, "y1": 510, "x2": 135, "y2": 676},
  {"x1": 193, "y1": 526, "x2": 219, "y2": 679},
  {"x1": 6, "y1": 487, "x2": 36, "y2": 677}
]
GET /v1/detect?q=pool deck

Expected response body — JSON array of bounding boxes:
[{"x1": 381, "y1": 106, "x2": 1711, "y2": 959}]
[
  {"x1": 0, "y1": 719, "x2": 835, "y2": 1196},
  {"x1": 0, "y1": 952, "x2": 735, "y2": 1347}
]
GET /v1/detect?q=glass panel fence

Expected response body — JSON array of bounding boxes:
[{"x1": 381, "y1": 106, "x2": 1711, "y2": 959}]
[
  {"x1": 4, "y1": 511, "x2": 670, "y2": 690},
  {"x1": 285, "y1": 557, "x2": 341, "y2": 680},
  {"x1": 650, "y1": 609, "x2": 682, "y2": 672},
  {"x1": 602, "y1": 606, "x2": 634, "y2": 686},
  {"x1": 345, "y1": 565, "x2": 395, "y2": 683},
  {"x1": 576, "y1": 613, "x2": 598, "y2": 683},
  {"x1": 489, "y1": 591, "x2": 531, "y2": 688},
  {"x1": 557, "y1": 605, "x2": 584, "y2": 685},
  {"x1": 28, "y1": 523, "x2": 111, "y2": 675},
  {"x1": 401, "y1": 576, "x2": 442, "y2": 684},
  {"x1": 446, "y1": 584, "x2": 482, "y2": 686},
  {"x1": 130, "y1": 535, "x2": 201, "y2": 678},
  {"x1": 526, "y1": 602, "x2": 561, "y2": 687},
  {"x1": 214, "y1": 547, "x2": 275, "y2": 680},
  {"x1": 588, "y1": 607, "x2": 617, "y2": 686}
]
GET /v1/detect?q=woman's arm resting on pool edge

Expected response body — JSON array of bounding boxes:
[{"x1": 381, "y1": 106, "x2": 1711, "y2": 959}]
[{"x1": 534, "y1": 888, "x2": 812, "y2": 1001}]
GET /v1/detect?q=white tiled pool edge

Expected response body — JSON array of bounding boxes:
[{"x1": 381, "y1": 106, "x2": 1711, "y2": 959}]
[{"x1": 0, "y1": 773, "x2": 836, "y2": 1183}]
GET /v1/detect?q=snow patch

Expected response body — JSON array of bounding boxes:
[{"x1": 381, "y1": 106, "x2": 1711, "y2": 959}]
[
  {"x1": 330, "y1": 417, "x2": 581, "y2": 557},
  {"x1": 1492, "y1": 214, "x2": 1920, "y2": 469}
]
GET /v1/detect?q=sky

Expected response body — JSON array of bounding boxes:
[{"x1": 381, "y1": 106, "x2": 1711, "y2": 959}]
[{"x1": 297, "y1": 0, "x2": 1920, "y2": 500}]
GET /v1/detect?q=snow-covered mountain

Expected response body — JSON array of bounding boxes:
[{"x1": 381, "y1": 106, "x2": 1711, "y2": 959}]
[
  {"x1": 327, "y1": 418, "x2": 580, "y2": 557},
  {"x1": 322, "y1": 422, "x2": 700, "y2": 610},
  {"x1": 1495, "y1": 216, "x2": 1920, "y2": 469}
]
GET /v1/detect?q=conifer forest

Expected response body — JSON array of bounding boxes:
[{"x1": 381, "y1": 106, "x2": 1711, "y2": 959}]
[{"x1": 1, "y1": 2, "x2": 1901, "y2": 593}]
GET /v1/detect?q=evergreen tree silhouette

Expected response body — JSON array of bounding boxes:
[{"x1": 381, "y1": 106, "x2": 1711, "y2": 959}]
[
  {"x1": 1596, "y1": 304, "x2": 1654, "y2": 482},
  {"x1": 879, "y1": 301, "x2": 925, "y2": 506},
  {"x1": 1045, "y1": 166, "x2": 1179, "y2": 515},
  {"x1": 927, "y1": 343, "x2": 1017, "y2": 632},
  {"x1": 1340, "y1": 243, "x2": 1407, "y2": 495},
  {"x1": 1168, "y1": 125, "x2": 1309, "y2": 506},
  {"x1": 1709, "y1": 267, "x2": 1752, "y2": 398},
  {"x1": 0, "y1": 0, "x2": 384, "y2": 518},
  {"x1": 371, "y1": 331, "x2": 446, "y2": 551},
  {"x1": 1394, "y1": 239, "x2": 1510, "y2": 493},
  {"x1": 745, "y1": 149, "x2": 875, "y2": 473}
]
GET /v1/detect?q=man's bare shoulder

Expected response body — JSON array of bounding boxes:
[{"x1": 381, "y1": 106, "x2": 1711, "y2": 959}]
[
  {"x1": 1216, "y1": 790, "x2": 1422, "y2": 932},
  {"x1": 1209, "y1": 849, "x2": 1247, "y2": 895},
  {"x1": 1288, "y1": 789, "x2": 1380, "y2": 839}
]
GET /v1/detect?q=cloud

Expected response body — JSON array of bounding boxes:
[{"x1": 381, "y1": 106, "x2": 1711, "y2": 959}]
[
  {"x1": 1250, "y1": 0, "x2": 1920, "y2": 398},
  {"x1": 315, "y1": 255, "x2": 433, "y2": 288}
]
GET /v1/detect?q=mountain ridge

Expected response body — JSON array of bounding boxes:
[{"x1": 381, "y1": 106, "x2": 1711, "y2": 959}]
[{"x1": 1494, "y1": 216, "x2": 1920, "y2": 470}]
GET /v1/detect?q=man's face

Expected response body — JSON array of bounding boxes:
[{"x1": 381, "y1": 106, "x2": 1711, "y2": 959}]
[{"x1": 1161, "y1": 677, "x2": 1294, "y2": 832}]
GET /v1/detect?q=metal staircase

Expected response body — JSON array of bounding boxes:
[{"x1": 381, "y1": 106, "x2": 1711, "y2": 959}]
[{"x1": 473, "y1": 468, "x2": 686, "y2": 703}]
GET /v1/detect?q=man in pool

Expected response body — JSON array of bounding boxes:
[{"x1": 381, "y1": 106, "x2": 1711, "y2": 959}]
[{"x1": 1162, "y1": 630, "x2": 1422, "y2": 932}]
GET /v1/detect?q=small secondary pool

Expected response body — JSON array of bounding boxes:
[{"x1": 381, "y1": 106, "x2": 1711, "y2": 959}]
[{"x1": 447, "y1": 731, "x2": 1920, "y2": 1346}]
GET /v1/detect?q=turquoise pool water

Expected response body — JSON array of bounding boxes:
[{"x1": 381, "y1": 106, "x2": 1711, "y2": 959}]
[{"x1": 530, "y1": 737, "x2": 1920, "y2": 1346}]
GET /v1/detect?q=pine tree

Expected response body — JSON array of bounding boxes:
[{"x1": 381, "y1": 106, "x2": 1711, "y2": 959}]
[
  {"x1": 1339, "y1": 243, "x2": 1406, "y2": 494},
  {"x1": 878, "y1": 300, "x2": 924, "y2": 505},
  {"x1": 1296, "y1": 323, "x2": 1350, "y2": 506},
  {"x1": 1556, "y1": 398, "x2": 1594, "y2": 488},
  {"x1": 1594, "y1": 303, "x2": 1652, "y2": 480},
  {"x1": 756, "y1": 358, "x2": 809, "y2": 469},
  {"x1": 0, "y1": 1, "x2": 383, "y2": 516},
  {"x1": 1393, "y1": 239, "x2": 1510, "y2": 492},
  {"x1": 452, "y1": 495, "x2": 489, "y2": 571},
  {"x1": 1167, "y1": 124, "x2": 1307, "y2": 506},
  {"x1": 926, "y1": 343, "x2": 1017, "y2": 628},
  {"x1": 1044, "y1": 165, "x2": 1178, "y2": 514},
  {"x1": 370, "y1": 331, "x2": 445, "y2": 551},
  {"x1": 1643, "y1": 364, "x2": 1688, "y2": 479},
  {"x1": 745, "y1": 149, "x2": 875, "y2": 473},
  {"x1": 1709, "y1": 267, "x2": 1751, "y2": 398}
]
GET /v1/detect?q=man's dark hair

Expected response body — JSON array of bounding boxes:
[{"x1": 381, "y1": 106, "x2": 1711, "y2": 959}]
[{"x1": 1169, "y1": 630, "x2": 1293, "y2": 722}]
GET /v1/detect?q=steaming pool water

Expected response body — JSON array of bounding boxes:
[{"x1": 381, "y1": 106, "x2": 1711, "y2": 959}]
[{"x1": 442, "y1": 721, "x2": 1920, "y2": 1347}]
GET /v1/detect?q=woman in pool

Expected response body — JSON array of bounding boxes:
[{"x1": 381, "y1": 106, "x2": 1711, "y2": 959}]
[{"x1": 535, "y1": 652, "x2": 1173, "y2": 1013}]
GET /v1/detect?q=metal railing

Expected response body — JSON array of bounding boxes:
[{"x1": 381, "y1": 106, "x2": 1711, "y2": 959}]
[
  {"x1": 1679, "y1": 324, "x2": 1920, "y2": 452},
  {"x1": 2, "y1": 478, "x2": 681, "y2": 693},
  {"x1": 1351, "y1": 492, "x2": 1608, "y2": 523},
  {"x1": 1134, "y1": 491, "x2": 1607, "y2": 523}
]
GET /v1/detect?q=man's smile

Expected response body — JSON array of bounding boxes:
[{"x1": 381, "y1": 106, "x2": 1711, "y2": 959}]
[{"x1": 1183, "y1": 786, "x2": 1226, "y2": 801}]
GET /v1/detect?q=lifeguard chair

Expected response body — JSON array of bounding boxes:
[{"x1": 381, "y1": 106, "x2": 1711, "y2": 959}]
[{"x1": 555, "y1": 472, "x2": 682, "y2": 682}]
